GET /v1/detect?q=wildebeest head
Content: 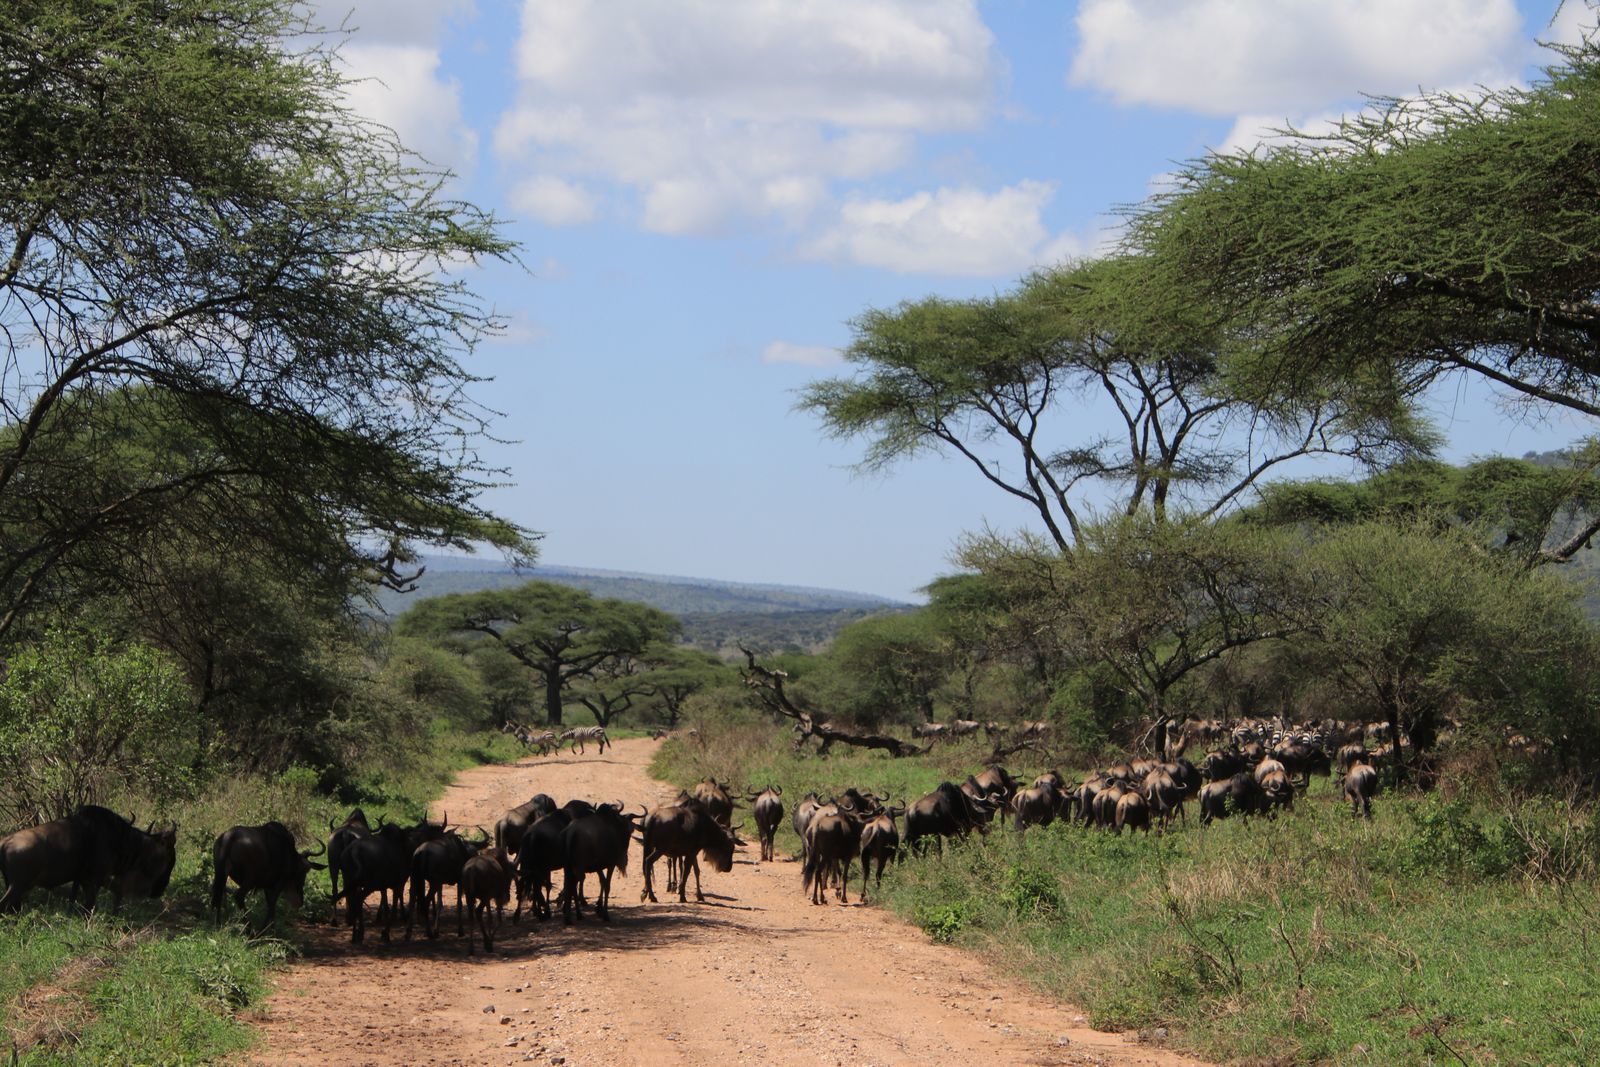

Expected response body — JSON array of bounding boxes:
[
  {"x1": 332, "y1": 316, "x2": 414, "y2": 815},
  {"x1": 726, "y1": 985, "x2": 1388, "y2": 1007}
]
[
  {"x1": 284, "y1": 839, "x2": 329, "y2": 909},
  {"x1": 118, "y1": 822, "x2": 179, "y2": 899}
]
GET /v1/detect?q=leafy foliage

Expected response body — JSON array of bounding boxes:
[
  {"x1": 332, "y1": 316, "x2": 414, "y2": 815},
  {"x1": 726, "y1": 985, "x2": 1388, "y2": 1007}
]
[{"x1": 0, "y1": 629, "x2": 192, "y2": 825}]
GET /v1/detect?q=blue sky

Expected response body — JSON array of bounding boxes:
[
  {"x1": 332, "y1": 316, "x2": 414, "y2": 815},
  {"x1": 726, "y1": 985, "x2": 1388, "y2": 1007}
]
[{"x1": 314, "y1": 0, "x2": 1594, "y2": 601}]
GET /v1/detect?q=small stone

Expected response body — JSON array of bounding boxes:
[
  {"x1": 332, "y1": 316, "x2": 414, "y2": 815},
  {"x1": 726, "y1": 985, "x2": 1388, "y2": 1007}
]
[
  {"x1": 1153, "y1": 1026, "x2": 1168, "y2": 1040},
  {"x1": 500, "y1": 1016, "x2": 513, "y2": 1025},
  {"x1": 551, "y1": 1058, "x2": 566, "y2": 1066},
  {"x1": 504, "y1": 1038, "x2": 520, "y2": 1047},
  {"x1": 483, "y1": 1005, "x2": 496, "y2": 1014}
]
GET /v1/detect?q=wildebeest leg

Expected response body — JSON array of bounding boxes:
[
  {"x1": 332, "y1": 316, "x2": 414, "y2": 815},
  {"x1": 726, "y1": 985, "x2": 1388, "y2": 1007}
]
[
  {"x1": 265, "y1": 889, "x2": 280, "y2": 926},
  {"x1": 596, "y1": 868, "x2": 612, "y2": 921},
  {"x1": 210, "y1": 865, "x2": 228, "y2": 923},
  {"x1": 641, "y1": 849, "x2": 658, "y2": 903},
  {"x1": 457, "y1": 885, "x2": 466, "y2": 936}
]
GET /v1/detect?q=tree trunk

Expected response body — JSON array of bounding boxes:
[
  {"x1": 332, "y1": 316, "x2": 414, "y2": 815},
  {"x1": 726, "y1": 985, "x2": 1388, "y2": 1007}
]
[{"x1": 545, "y1": 669, "x2": 564, "y2": 726}]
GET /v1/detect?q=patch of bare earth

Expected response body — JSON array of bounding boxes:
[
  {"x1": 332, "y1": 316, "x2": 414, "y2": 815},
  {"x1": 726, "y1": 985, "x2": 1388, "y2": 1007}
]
[{"x1": 252, "y1": 738, "x2": 1206, "y2": 1067}]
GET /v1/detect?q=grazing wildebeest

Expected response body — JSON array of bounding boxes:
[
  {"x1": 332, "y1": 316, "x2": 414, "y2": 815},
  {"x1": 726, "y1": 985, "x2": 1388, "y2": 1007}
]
[
  {"x1": 559, "y1": 803, "x2": 642, "y2": 923},
  {"x1": 949, "y1": 719, "x2": 982, "y2": 737},
  {"x1": 858, "y1": 804, "x2": 903, "y2": 903},
  {"x1": 971, "y1": 765, "x2": 1021, "y2": 802},
  {"x1": 326, "y1": 809, "x2": 370, "y2": 922},
  {"x1": 495, "y1": 794, "x2": 557, "y2": 857},
  {"x1": 513, "y1": 809, "x2": 572, "y2": 921},
  {"x1": 407, "y1": 828, "x2": 488, "y2": 939},
  {"x1": 460, "y1": 846, "x2": 516, "y2": 953},
  {"x1": 339, "y1": 816, "x2": 447, "y2": 943},
  {"x1": 640, "y1": 800, "x2": 740, "y2": 904},
  {"x1": 0, "y1": 806, "x2": 176, "y2": 914},
  {"x1": 748, "y1": 785, "x2": 784, "y2": 862},
  {"x1": 904, "y1": 783, "x2": 995, "y2": 854},
  {"x1": 212, "y1": 822, "x2": 326, "y2": 925}
]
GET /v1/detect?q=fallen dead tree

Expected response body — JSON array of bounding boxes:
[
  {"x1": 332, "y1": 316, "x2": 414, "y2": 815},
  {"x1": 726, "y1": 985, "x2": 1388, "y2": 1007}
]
[{"x1": 739, "y1": 647, "x2": 932, "y2": 758}]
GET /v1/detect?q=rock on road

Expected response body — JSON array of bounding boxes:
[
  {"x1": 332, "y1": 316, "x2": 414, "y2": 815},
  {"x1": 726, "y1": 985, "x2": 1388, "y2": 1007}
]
[{"x1": 253, "y1": 738, "x2": 1205, "y2": 1067}]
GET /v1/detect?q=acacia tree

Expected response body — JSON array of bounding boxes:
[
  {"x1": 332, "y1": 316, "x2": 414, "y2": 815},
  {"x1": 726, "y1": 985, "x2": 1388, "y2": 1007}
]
[
  {"x1": 1131, "y1": 39, "x2": 1600, "y2": 560},
  {"x1": 398, "y1": 582, "x2": 679, "y2": 726},
  {"x1": 0, "y1": 0, "x2": 532, "y2": 638},
  {"x1": 801, "y1": 257, "x2": 1428, "y2": 553},
  {"x1": 961, "y1": 517, "x2": 1306, "y2": 753},
  {"x1": 1300, "y1": 520, "x2": 1598, "y2": 784}
]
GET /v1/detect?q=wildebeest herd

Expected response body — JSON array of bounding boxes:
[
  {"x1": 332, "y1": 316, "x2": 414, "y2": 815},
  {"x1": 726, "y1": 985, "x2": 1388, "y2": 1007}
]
[{"x1": 0, "y1": 716, "x2": 1387, "y2": 947}]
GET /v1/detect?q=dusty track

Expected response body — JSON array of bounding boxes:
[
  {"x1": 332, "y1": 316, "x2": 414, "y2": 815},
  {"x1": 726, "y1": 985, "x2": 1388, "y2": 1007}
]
[{"x1": 253, "y1": 739, "x2": 1204, "y2": 1066}]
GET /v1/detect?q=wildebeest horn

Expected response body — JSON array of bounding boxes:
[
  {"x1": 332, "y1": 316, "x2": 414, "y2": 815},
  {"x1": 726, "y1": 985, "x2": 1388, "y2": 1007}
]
[
  {"x1": 305, "y1": 840, "x2": 328, "y2": 859},
  {"x1": 375, "y1": 814, "x2": 389, "y2": 831},
  {"x1": 773, "y1": 784, "x2": 783, "y2": 796},
  {"x1": 328, "y1": 816, "x2": 339, "y2": 832}
]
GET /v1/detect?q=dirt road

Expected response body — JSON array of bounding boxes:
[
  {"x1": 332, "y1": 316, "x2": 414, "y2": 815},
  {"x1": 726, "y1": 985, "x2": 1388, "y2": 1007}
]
[{"x1": 254, "y1": 739, "x2": 1204, "y2": 1067}]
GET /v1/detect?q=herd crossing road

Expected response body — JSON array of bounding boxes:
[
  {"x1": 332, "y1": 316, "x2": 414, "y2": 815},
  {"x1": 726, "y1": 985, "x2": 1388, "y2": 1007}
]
[{"x1": 254, "y1": 738, "x2": 1207, "y2": 1067}]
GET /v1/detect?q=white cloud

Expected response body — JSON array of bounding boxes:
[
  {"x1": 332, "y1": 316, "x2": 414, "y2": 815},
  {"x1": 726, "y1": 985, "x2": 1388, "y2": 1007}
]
[
  {"x1": 495, "y1": 0, "x2": 999, "y2": 237},
  {"x1": 1070, "y1": 0, "x2": 1523, "y2": 117},
  {"x1": 311, "y1": 1, "x2": 479, "y2": 176},
  {"x1": 805, "y1": 181, "x2": 1061, "y2": 276},
  {"x1": 511, "y1": 176, "x2": 600, "y2": 226},
  {"x1": 762, "y1": 341, "x2": 843, "y2": 367}
]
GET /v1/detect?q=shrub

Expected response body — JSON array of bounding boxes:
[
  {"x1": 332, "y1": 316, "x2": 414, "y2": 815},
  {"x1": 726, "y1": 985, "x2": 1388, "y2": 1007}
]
[{"x1": 0, "y1": 628, "x2": 194, "y2": 825}]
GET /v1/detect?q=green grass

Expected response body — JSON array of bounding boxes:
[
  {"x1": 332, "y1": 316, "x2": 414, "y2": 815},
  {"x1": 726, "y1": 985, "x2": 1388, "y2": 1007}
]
[
  {"x1": 656, "y1": 723, "x2": 1600, "y2": 1065},
  {"x1": 1, "y1": 720, "x2": 523, "y2": 1063}
]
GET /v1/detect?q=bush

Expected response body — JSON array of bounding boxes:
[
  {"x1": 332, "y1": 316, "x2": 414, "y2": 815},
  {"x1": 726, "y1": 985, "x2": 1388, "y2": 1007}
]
[{"x1": 0, "y1": 628, "x2": 195, "y2": 825}]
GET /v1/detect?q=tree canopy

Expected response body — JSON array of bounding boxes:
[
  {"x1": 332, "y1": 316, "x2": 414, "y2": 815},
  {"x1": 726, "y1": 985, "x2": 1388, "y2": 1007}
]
[
  {"x1": 1129, "y1": 40, "x2": 1600, "y2": 557},
  {"x1": 397, "y1": 581, "x2": 680, "y2": 726},
  {"x1": 801, "y1": 255, "x2": 1430, "y2": 551},
  {"x1": 0, "y1": 0, "x2": 533, "y2": 637}
]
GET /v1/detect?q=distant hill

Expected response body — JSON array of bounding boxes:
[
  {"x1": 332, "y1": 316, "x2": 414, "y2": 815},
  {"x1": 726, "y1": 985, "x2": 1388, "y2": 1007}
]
[{"x1": 372, "y1": 557, "x2": 912, "y2": 652}]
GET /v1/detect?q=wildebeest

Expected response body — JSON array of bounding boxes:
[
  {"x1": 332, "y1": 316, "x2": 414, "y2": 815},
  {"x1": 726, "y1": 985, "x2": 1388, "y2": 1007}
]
[
  {"x1": 407, "y1": 828, "x2": 488, "y2": 939},
  {"x1": 791, "y1": 792, "x2": 823, "y2": 866},
  {"x1": 559, "y1": 802, "x2": 642, "y2": 923},
  {"x1": 460, "y1": 846, "x2": 516, "y2": 953},
  {"x1": 1200, "y1": 749, "x2": 1247, "y2": 782},
  {"x1": 904, "y1": 783, "x2": 995, "y2": 854},
  {"x1": 748, "y1": 785, "x2": 784, "y2": 862},
  {"x1": 495, "y1": 794, "x2": 557, "y2": 856},
  {"x1": 211, "y1": 822, "x2": 326, "y2": 925},
  {"x1": 911, "y1": 722, "x2": 947, "y2": 740},
  {"x1": 949, "y1": 719, "x2": 982, "y2": 737},
  {"x1": 691, "y1": 777, "x2": 737, "y2": 829},
  {"x1": 640, "y1": 800, "x2": 740, "y2": 904},
  {"x1": 1341, "y1": 762, "x2": 1379, "y2": 817},
  {"x1": 513, "y1": 809, "x2": 573, "y2": 921},
  {"x1": 326, "y1": 809, "x2": 370, "y2": 922},
  {"x1": 0, "y1": 806, "x2": 176, "y2": 914},
  {"x1": 801, "y1": 806, "x2": 866, "y2": 905},
  {"x1": 1199, "y1": 772, "x2": 1269, "y2": 824},
  {"x1": 338, "y1": 815, "x2": 447, "y2": 943},
  {"x1": 972, "y1": 765, "x2": 1021, "y2": 801},
  {"x1": 1010, "y1": 783, "x2": 1059, "y2": 831},
  {"x1": 858, "y1": 805, "x2": 903, "y2": 903},
  {"x1": 1114, "y1": 790, "x2": 1151, "y2": 834}
]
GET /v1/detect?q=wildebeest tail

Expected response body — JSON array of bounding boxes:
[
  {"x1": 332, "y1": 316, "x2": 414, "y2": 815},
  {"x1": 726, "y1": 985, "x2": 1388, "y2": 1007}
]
[{"x1": 800, "y1": 850, "x2": 819, "y2": 894}]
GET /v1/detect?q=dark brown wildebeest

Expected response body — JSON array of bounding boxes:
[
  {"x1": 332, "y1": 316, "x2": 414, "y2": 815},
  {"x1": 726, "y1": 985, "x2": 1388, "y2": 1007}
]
[
  {"x1": 460, "y1": 846, "x2": 516, "y2": 953},
  {"x1": 339, "y1": 815, "x2": 447, "y2": 943},
  {"x1": 858, "y1": 804, "x2": 903, "y2": 903},
  {"x1": 0, "y1": 806, "x2": 176, "y2": 914},
  {"x1": 640, "y1": 801, "x2": 740, "y2": 904},
  {"x1": 1141, "y1": 768, "x2": 1185, "y2": 828},
  {"x1": 407, "y1": 828, "x2": 489, "y2": 939},
  {"x1": 801, "y1": 806, "x2": 866, "y2": 905},
  {"x1": 495, "y1": 794, "x2": 556, "y2": 857},
  {"x1": 791, "y1": 792, "x2": 823, "y2": 866},
  {"x1": 1114, "y1": 790, "x2": 1151, "y2": 834},
  {"x1": 513, "y1": 809, "x2": 572, "y2": 921},
  {"x1": 211, "y1": 822, "x2": 326, "y2": 925},
  {"x1": 326, "y1": 809, "x2": 370, "y2": 922},
  {"x1": 691, "y1": 777, "x2": 736, "y2": 829},
  {"x1": 1336, "y1": 743, "x2": 1370, "y2": 773},
  {"x1": 1093, "y1": 782, "x2": 1129, "y2": 829},
  {"x1": 971, "y1": 765, "x2": 1020, "y2": 802},
  {"x1": 748, "y1": 785, "x2": 784, "y2": 862},
  {"x1": 1341, "y1": 762, "x2": 1379, "y2": 817},
  {"x1": 904, "y1": 783, "x2": 995, "y2": 854},
  {"x1": 1010, "y1": 783, "x2": 1059, "y2": 831},
  {"x1": 559, "y1": 802, "x2": 642, "y2": 923}
]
